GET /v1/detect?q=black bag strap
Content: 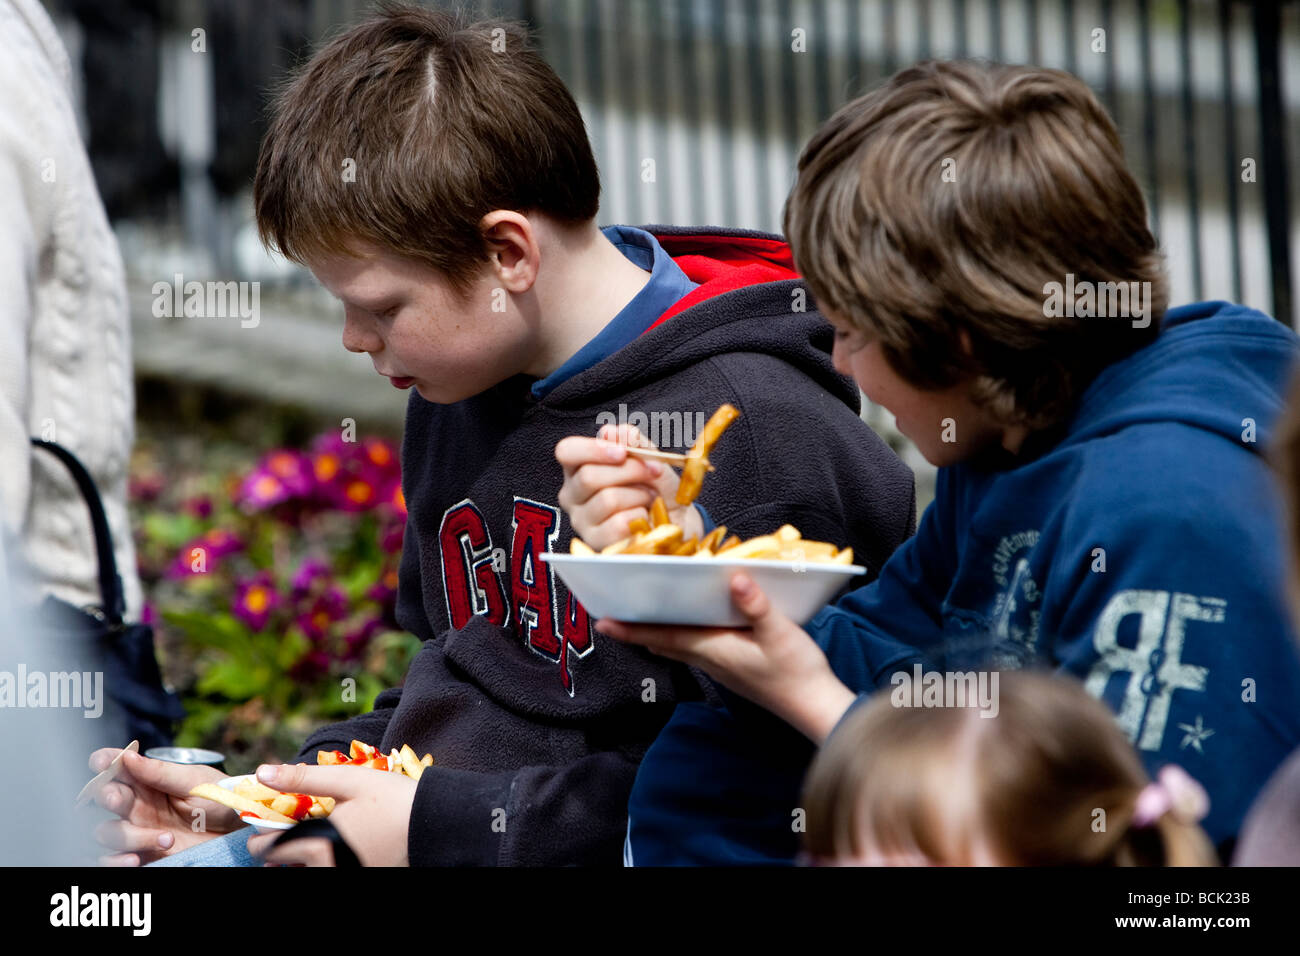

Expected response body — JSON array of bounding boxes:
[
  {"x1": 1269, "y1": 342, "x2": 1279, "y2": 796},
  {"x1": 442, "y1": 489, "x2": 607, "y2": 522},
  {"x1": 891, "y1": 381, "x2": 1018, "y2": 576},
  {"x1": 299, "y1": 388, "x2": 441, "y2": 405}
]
[
  {"x1": 269, "y1": 817, "x2": 363, "y2": 867},
  {"x1": 29, "y1": 438, "x2": 125, "y2": 625}
]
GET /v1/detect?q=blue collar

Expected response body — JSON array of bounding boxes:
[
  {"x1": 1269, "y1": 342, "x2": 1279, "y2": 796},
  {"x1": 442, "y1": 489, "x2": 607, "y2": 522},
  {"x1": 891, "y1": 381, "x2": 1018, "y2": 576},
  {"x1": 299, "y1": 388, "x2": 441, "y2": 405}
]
[{"x1": 529, "y1": 226, "x2": 698, "y2": 400}]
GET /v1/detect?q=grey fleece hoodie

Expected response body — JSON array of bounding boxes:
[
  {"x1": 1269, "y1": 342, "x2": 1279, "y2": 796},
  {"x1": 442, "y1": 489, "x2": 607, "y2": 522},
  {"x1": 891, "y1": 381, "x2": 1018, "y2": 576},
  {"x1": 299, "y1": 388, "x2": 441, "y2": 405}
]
[{"x1": 293, "y1": 226, "x2": 917, "y2": 865}]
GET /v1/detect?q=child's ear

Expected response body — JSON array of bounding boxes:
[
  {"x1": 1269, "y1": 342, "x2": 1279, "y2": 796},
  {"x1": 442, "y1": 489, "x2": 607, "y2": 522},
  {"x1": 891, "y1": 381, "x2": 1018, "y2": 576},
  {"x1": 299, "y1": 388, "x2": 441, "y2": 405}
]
[{"x1": 479, "y1": 211, "x2": 539, "y2": 293}]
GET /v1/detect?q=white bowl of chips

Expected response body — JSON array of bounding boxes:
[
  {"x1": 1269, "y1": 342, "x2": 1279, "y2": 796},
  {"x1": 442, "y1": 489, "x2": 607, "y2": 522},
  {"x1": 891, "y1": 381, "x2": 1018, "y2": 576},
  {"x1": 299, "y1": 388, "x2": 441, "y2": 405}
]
[{"x1": 542, "y1": 550, "x2": 865, "y2": 628}]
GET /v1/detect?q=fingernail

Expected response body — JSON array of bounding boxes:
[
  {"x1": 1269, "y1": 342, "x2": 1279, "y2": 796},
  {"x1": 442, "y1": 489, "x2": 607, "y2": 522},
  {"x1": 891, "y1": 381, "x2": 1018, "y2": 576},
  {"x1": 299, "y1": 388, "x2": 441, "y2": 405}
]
[
  {"x1": 733, "y1": 575, "x2": 754, "y2": 597},
  {"x1": 647, "y1": 461, "x2": 663, "y2": 476},
  {"x1": 158, "y1": 832, "x2": 173, "y2": 848},
  {"x1": 256, "y1": 765, "x2": 278, "y2": 785}
]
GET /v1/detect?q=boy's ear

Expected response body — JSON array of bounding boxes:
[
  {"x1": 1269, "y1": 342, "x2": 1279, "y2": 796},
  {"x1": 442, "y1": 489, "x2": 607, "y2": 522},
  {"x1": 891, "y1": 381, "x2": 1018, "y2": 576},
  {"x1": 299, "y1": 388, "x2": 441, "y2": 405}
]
[{"x1": 479, "y1": 210, "x2": 539, "y2": 294}]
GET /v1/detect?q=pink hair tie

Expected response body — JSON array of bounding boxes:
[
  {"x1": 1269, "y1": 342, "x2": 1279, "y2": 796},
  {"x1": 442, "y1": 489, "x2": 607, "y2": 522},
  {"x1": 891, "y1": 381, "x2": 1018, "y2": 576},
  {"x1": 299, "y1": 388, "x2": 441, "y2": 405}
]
[{"x1": 1131, "y1": 765, "x2": 1210, "y2": 828}]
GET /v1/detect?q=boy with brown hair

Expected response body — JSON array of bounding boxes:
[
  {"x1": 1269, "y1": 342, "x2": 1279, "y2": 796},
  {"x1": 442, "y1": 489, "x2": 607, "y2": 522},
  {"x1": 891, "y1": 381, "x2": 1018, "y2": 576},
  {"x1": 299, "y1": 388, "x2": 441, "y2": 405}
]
[
  {"x1": 576, "y1": 60, "x2": 1300, "y2": 864},
  {"x1": 86, "y1": 4, "x2": 916, "y2": 866}
]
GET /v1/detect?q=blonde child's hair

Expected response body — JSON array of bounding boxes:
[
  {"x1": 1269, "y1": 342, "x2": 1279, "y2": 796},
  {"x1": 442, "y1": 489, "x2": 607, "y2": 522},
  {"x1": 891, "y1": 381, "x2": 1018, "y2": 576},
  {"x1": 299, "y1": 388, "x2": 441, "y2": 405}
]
[{"x1": 802, "y1": 670, "x2": 1216, "y2": 866}]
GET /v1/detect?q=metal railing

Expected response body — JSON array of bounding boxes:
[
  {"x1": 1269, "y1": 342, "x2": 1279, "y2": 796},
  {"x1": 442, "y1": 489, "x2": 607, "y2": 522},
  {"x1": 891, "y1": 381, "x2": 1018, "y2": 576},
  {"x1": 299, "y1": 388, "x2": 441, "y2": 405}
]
[{"x1": 47, "y1": 0, "x2": 1299, "y2": 325}]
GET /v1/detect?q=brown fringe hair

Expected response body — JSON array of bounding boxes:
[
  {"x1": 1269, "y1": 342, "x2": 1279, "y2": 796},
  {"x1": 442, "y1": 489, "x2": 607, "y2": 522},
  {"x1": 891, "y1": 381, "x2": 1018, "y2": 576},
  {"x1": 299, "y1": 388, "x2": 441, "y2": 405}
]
[
  {"x1": 254, "y1": 3, "x2": 600, "y2": 296},
  {"x1": 784, "y1": 60, "x2": 1168, "y2": 431}
]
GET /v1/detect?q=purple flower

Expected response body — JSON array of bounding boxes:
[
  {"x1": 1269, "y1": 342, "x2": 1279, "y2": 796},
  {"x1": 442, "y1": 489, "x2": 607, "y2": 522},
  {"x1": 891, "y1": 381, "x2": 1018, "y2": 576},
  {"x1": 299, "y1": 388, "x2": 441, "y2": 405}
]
[
  {"x1": 288, "y1": 650, "x2": 332, "y2": 683},
  {"x1": 343, "y1": 617, "x2": 382, "y2": 661},
  {"x1": 263, "y1": 450, "x2": 314, "y2": 498},
  {"x1": 237, "y1": 468, "x2": 291, "y2": 510},
  {"x1": 380, "y1": 521, "x2": 405, "y2": 554},
  {"x1": 129, "y1": 473, "x2": 164, "y2": 503},
  {"x1": 166, "y1": 527, "x2": 243, "y2": 577},
  {"x1": 291, "y1": 559, "x2": 330, "y2": 600},
  {"x1": 296, "y1": 586, "x2": 349, "y2": 640},
  {"x1": 183, "y1": 495, "x2": 213, "y2": 519},
  {"x1": 233, "y1": 573, "x2": 281, "y2": 632},
  {"x1": 366, "y1": 567, "x2": 400, "y2": 605},
  {"x1": 360, "y1": 438, "x2": 400, "y2": 478}
]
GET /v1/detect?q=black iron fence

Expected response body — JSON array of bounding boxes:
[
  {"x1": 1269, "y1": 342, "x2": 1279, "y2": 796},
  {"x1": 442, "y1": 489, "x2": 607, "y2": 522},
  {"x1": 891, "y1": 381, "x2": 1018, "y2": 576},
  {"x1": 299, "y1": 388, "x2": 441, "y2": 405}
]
[{"x1": 46, "y1": 0, "x2": 1299, "y2": 324}]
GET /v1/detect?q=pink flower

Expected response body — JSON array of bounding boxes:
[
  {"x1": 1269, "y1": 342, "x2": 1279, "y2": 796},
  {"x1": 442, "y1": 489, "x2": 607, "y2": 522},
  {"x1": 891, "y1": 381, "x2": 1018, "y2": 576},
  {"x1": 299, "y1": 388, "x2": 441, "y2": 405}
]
[
  {"x1": 290, "y1": 559, "x2": 330, "y2": 600},
  {"x1": 366, "y1": 567, "x2": 400, "y2": 605},
  {"x1": 233, "y1": 573, "x2": 281, "y2": 631},
  {"x1": 166, "y1": 527, "x2": 243, "y2": 577},
  {"x1": 380, "y1": 521, "x2": 405, "y2": 554},
  {"x1": 237, "y1": 468, "x2": 290, "y2": 510},
  {"x1": 343, "y1": 617, "x2": 382, "y2": 661},
  {"x1": 360, "y1": 437, "x2": 398, "y2": 473},
  {"x1": 295, "y1": 586, "x2": 349, "y2": 641},
  {"x1": 263, "y1": 450, "x2": 314, "y2": 497}
]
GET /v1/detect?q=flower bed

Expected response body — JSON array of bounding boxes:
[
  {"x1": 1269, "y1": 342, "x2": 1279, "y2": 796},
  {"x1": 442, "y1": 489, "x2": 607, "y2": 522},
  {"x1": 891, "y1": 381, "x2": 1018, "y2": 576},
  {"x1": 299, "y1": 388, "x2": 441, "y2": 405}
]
[{"x1": 131, "y1": 423, "x2": 421, "y2": 774}]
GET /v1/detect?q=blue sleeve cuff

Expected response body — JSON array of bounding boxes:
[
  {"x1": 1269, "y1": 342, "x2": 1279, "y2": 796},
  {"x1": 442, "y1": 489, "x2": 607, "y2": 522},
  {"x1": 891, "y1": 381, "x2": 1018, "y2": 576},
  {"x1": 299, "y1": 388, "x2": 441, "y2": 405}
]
[{"x1": 696, "y1": 503, "x2": 717, "y2": 534}]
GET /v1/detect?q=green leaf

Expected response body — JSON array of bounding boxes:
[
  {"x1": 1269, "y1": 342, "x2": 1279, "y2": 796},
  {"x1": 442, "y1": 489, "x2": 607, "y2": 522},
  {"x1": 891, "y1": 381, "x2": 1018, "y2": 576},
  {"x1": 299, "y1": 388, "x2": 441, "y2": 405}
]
[
  {"x1": 356, "y1": 673, "x2": 385, "y2": 711},
  {"x1": 274, "y1": 629, "x2": 310, "y2": 671},
  {"x1": 162, "y1": 609, "x2": 254, "y2": 654},
  {"x1": 142, "y1": 512, "x2": 204, "y2": 548},
  {"x1": 340, "y1": 561, "x2": 380, "y2": 602},
  {"x1": 196, "y1": 659, "x2": 266, "y2": 699},
  {"x1": 175, "y1": 700, "x2": 234, "y2": 748}
]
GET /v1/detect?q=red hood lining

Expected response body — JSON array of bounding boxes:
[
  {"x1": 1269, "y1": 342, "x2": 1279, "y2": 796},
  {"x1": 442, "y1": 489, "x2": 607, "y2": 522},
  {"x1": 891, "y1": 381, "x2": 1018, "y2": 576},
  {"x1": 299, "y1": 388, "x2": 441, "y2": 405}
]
[{"x1": 647, "y1": 233, "x2": 801, "y2": 332}]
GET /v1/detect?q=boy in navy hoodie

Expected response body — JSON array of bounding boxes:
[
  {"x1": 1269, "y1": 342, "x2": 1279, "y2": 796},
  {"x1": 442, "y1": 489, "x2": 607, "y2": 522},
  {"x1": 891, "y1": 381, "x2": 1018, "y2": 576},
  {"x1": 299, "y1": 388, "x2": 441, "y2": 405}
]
[
  {"x1": 579, "y1": 60, "x2": 1300, "y2": 863},
  {"x1": 85, "y1": 7, "x2": 914, "y2": 866}
]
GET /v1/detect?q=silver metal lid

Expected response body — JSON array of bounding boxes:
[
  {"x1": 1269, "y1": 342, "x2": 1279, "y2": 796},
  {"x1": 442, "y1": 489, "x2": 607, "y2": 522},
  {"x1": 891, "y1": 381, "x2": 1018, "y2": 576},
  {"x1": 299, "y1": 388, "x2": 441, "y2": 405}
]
[{"x1": 144, "y1": 746, "x2": 226, "y2": 765}]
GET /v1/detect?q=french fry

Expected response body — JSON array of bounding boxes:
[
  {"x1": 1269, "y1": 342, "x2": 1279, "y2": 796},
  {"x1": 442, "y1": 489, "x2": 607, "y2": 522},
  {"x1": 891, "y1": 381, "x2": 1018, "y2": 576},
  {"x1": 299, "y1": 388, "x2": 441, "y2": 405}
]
[
  {"x1": 399, "y1": 745, "x2": 423, "y2": 780},
  {"x1": 231, "y1": 778, "x2": 287, "y2": 803},
  {"x1": 561, "y1": 406, "x2": 857, "y2": 567},
  {"x1": 349, "y1": 740, "x2": 379, "y2": 761},
  {"x1": 269, "y1": 793, "x2": 307, "y2": 818},
  {"x1": 601, "y1": 536, "x2": 633, "y2": 555},
  {"x1": 699, "y1": 526, "x2": 727, "y2": 552},
  {"x1": 671, "y1": 536, "x2": 699, "y2": 555},
  {"x1": 780, "y1": 541, "x2": 838, "y2": 561},
  {"x1": 719, "y1": 534, "x2": 780, "y2": 559},
  {"x1": 626, "y1": 524, "x2": 683, "y2": 554},
  {"x1": 676, "y1": 404, "x2": 740, "y2": 506},
  {"x1": 190, "y1": 783, "x2": 295, "y2": 824},
  {"x1": 649, "y1": 497, "x2": 670, "y2": 527}
]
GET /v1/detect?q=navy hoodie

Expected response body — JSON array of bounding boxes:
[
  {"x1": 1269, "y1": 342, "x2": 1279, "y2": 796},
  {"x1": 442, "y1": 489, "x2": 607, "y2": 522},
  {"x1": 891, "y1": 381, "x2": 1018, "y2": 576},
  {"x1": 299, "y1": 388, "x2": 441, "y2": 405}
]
[
  {"x1": 292, "y1": 226, "x2": 917, "y2": 865},
  {"x1": 628, "y1": 301, "x2": 1300, "y2": 863}
]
